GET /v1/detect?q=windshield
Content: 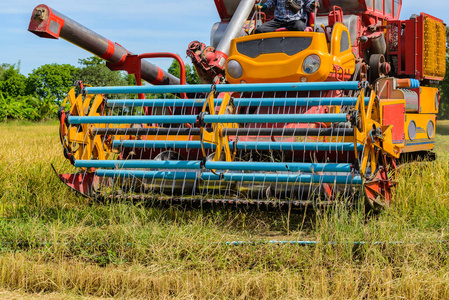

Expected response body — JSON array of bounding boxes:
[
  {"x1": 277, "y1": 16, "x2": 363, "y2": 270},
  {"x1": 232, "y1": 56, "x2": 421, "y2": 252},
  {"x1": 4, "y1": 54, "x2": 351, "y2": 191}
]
[
  {"x1": 236, "y1": 37, "x2": 313, "y2": 58},
  {"x1": 317, "y1": 0, "x2": 366, "y2": 13}
]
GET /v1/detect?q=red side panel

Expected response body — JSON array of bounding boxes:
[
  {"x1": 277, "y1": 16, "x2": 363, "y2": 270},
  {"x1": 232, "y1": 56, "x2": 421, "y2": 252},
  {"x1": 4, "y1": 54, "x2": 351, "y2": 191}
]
[
  {"x1": 382, "y1": 103, "x2": 405, "y2": 144},
  {"x1": 318, "y1": 0, "x2": 367, "y2": 14},
  {"x1": 402, "y1": 19, "x2": 416, "y2": 76},
  {"x1": 395, "y1": 16, "x2": 426, "y2": 79},
  {"x1": 318, "y1": 0, "x2": 401, "y2": 19}
]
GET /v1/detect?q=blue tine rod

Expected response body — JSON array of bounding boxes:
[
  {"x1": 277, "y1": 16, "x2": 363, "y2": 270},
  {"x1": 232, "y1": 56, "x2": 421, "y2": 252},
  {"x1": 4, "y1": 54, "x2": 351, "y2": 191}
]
[
  {"x1": 95, "y1": 169, "x2": 363, "y2": 185},
  {"x1": 75, "y1": 160, "x2": 353, "y2": 173},
  {"x1": 105, "y1": 97, "x2": 362, "y2": 108},
  {"x1": 85, "y1": 81, "x2": 361, "y2": 95},
  {"x1": 112, "y1": 140, "x2": 363, "y2": 152},
  {"x1": 68, "y1": 113, "x2": 348, "y2": 125}
]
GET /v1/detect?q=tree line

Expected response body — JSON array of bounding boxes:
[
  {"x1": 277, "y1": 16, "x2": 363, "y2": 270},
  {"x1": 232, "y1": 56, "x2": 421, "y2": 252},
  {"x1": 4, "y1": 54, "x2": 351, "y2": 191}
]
[
  {"x1": 0, "y1": 57, "x2": 199, "y2": 122},
  {"x1": 0, "y1": 57, "x2": 130, "y2": 121},
  {"x1": 1, "y1": 50, "x2": 449, "y2": 121}
]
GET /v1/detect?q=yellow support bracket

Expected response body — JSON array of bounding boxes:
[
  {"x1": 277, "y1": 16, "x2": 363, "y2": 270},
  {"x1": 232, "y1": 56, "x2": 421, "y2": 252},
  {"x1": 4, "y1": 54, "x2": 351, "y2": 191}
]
[
  {"x1": 200, "y1": 92, "x2": 238, "y2": 165},
  {"x1": 61, "y1": 87, "x2": 113, "y2": 166},
  {"x1": 354, "y1": 89, "x2": 401, "y2": 177}
]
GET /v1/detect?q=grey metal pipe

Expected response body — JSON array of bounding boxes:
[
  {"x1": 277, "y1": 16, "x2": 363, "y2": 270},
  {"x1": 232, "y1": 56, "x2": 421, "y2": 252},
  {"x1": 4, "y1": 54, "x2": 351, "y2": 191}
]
[
  {"x1": 215, "y1": 0, "x2": 255, "y2": 56},
  {"x1": 28, "y1": 4, "x2": 180, "y2": 85}
]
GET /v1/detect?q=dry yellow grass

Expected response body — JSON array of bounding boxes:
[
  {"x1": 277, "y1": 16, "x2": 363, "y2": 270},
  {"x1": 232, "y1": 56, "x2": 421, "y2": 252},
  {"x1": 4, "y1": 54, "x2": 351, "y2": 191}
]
[
  {"x1": 0, "y1": 120, "x2": 449, "y2": 299},
  {"x1": 0, "y1": 288, "x2": 109, "y2": 300},
  {"x1": 1, "y1": 253, "x2": 449, "y2": 299}
]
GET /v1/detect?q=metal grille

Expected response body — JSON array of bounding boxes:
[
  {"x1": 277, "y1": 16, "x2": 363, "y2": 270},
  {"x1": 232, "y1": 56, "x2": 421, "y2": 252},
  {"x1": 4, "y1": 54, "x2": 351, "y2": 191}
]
[{"x1": 236, "y1": 37, "x2": 312, "y2": 58}]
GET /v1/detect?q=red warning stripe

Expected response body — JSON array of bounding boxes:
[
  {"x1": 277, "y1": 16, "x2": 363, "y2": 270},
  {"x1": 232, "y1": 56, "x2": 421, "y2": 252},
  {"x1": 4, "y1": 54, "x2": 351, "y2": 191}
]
[
  {"x1": 151, "y1": 67, "x2": 164, "y2": 84},
  {"x1": 100, "y1": 39, "x2": 115, "y2": 60}
]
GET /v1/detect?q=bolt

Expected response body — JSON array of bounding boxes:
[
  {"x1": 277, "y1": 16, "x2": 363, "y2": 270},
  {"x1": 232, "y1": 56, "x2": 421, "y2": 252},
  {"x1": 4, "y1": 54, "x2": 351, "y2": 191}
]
[
  {"x1": 359, "y1": 36, "x2": 369, "y2": 43},
  {"x1": 380, "y1": 62, "x2": 391, "y2": 75}
]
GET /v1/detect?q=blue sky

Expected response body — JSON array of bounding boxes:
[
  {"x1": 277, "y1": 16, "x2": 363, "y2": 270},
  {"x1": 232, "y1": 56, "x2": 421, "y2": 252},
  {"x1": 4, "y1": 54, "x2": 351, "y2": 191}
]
[{"x1": 1, "y1": 0, "x2": 448, "y2": 76}]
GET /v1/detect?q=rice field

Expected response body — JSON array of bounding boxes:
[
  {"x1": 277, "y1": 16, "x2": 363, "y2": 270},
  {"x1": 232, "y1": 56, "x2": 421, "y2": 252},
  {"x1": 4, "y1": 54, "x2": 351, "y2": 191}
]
[{"x1": 0, "y1": 120, "x2": 449, "y2": 299}]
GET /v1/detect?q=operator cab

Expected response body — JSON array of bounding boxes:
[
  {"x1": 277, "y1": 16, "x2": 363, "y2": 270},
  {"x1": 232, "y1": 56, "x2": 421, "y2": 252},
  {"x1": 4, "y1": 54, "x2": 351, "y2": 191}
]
[
  {"x1": 213, "y1": 0, "x2": 402, "y2": 84},
  {"x1": 224, "y1": 22, "x2": 355, "y2": 84}
]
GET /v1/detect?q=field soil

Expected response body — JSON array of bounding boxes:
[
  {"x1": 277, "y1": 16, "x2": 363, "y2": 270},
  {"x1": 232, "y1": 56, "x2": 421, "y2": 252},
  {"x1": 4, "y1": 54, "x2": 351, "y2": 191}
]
[{"x1": 1, "y1": 120, "x2": 449, "y2": 299}]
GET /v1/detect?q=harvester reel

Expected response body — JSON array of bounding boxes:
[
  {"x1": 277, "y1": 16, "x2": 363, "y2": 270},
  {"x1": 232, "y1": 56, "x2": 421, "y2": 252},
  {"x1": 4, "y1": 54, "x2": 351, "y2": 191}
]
[{"x1": 54, "y1": 81, "x2": 405, "y2": 207}]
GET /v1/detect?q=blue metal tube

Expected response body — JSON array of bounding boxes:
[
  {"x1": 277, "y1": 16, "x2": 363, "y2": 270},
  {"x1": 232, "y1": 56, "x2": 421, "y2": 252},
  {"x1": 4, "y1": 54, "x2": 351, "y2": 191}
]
[
  {"x1": 205, "y1": 162, "x2": 352, "y2": 172},
  {"x1": 85, "y1": 81, "x2": 361, "y2": 95},
  {"x1": 96, "y1": 170, "x2": 200, "y2": 180},
  {"x1": 203, "y1": 113, "x2": 348, "y2": 124},
  {"x1": 76, "y1": 160, "x2": 352, "y2": 173},
  {"x1": 235, "y1": 142, "x2": 362, "y2": 151},
  {"x1": 225, "y1": 240, "x2": 410, "y2": 246},
  {"x1": 95, "y1": 169, "x2": 362, "y2": 184},
  {"x1": 105, "y1": 97, "x2": 361, "y2": 108},
  {"x1": 112, "y1": 140, "x2": 362, "y2": 152},
  {"x1": 236, "y1": 97, "x2": 365, "y2": 106},
  {"x1": 68, "y1": 113, "x2": 348, "y2": 125},
  {"x1": 113, "y1": 140, "x2": 214, "y2": 149},
  {"x1": 68, "y1": 115, "x2": 197, "y2": 125},
  {"x1": 206, "y1": 172, "x2": 362, "y2": 184},
  {"x1": 75, "y1": 160, "x2": 202, "y2": 169}
]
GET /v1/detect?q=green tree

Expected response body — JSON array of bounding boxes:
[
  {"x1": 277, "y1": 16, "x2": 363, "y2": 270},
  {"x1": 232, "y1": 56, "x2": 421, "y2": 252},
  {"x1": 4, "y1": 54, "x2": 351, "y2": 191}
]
[
  {"x1": 76, "y1": 56, "x2": 129, "y2": 87},
  {"x1": 26, "y1": 63, "x2": 79, "y2": 103},
  {"x1": 0, "y1": 93, "x2": 41, "y2": 121},
  {"x1": 0, "y1": 63, "x2": 28, "y2": 98},
  {"x1": 0, "y1": 63, "x2": 10, "y2": 80},
  {"x1": 168, "y1": 59, "x2": 200, "y2": 84}
]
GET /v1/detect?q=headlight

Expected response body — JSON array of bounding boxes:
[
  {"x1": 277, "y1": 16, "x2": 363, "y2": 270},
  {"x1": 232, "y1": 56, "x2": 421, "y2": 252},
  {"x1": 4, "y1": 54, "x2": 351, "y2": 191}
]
[
  {"x1": 303, "y1": 55, "x2": 321, "y2": 74},
  {"x1": 226, "y1": 60, "x2": 243, "y2": 78}
]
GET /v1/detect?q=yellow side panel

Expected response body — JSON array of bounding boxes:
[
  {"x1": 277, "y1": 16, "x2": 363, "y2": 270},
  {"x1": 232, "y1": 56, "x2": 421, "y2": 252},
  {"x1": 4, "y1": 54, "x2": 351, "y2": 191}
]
[
  {"x1": 423, "y1": 17, "x2": 446, "y2": 79},
  {"x1": 330, "y1": 23, "x2": 355, "y2": 76},
  {"x1": 403, "y1": 113, "x2": 436, "y2": 153},
  {"x1": 419, "y1": 86, "x2": 439, "y2": 114}
]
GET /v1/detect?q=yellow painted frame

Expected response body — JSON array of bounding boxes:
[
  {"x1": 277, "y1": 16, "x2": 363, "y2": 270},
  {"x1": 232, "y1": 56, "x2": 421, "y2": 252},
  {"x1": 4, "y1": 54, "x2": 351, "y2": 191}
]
[{"x1": 225, "y1": 24, "x2": 355, "y2": 84}]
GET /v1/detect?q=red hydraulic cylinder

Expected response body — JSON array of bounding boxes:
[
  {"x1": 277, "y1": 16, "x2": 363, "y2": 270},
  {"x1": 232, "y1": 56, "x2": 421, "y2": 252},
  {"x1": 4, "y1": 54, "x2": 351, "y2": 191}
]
[{"x1": 28, "y1": 4, "x2": 180, "y2": 85}]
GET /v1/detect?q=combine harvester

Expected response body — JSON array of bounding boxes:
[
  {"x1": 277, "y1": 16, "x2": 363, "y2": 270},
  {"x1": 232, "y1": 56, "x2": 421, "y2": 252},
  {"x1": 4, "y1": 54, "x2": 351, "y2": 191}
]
[{"x1": 28, "y1": 0, "x2": 445, "y2": 208}]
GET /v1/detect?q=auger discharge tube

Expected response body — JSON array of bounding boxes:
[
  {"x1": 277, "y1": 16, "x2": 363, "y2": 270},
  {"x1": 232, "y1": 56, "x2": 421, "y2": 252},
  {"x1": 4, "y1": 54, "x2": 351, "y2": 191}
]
[
  {"x1": 28, "y1": 4, "x2": 180, "y2": 85},
  {"x1": 215, "y1": 0, "x2": 255, "y2": 57}
]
